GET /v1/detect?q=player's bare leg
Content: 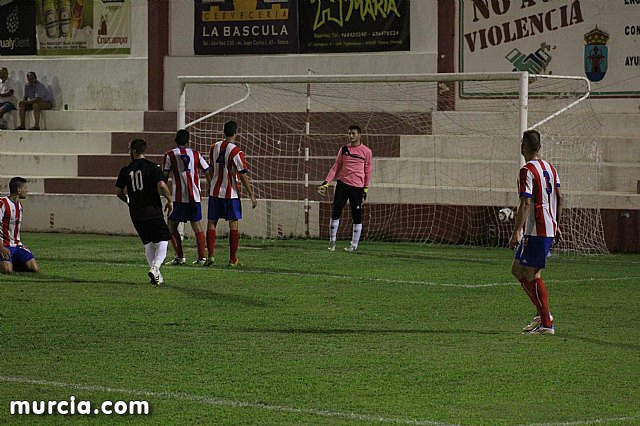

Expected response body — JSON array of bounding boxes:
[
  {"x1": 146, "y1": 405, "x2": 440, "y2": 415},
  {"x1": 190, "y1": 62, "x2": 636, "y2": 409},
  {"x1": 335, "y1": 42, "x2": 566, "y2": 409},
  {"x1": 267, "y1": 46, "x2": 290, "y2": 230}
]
[{"x1": 0, "y1": 260, "x2": 13, "y2": 274}]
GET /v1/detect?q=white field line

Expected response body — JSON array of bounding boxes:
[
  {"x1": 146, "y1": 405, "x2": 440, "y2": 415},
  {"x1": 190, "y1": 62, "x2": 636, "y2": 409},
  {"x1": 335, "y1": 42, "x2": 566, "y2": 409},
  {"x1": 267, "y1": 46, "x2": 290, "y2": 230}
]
[
  {"x1": 63, "y1": 260, "x2": 640, "y2": 289},
  {"x1": 0, "y1": 376, "x2": 456, "y2": 426},
  {"x1": 519, "y1": 416, "x2": 640, "y2": 426},
  {"x1": 227, "y1": 269, "x2": 640, "y2": 288},
  {"x1": 2, "y1": 376, "x2": 636, "y2": 426}
]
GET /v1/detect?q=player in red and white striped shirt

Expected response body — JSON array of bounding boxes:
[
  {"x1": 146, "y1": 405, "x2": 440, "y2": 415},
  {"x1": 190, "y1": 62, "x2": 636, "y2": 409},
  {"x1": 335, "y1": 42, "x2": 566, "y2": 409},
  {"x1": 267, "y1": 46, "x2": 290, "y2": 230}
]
[
  {"x1": 509, "y1": 129, "x2": 563, "y2": 335},
  {"x1": 205, "y1": 120, "x2": 257, "y2": 267},
  {"x1": 1, "y1": 177, "x2": 40, "y2": 274},
  {"x1": 163, "y1": 129, "x2": 210, "y2": 265}
]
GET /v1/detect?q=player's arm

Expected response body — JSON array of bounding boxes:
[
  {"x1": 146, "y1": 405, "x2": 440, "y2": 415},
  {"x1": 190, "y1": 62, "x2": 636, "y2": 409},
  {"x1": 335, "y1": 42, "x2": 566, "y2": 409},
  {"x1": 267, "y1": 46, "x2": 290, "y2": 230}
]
[
  {"x1": 362, "y1": 148, "x2": 373, "y2": 201},
  {"x1": 157, "y1": 180, "x2": 173, "y2": 215},
  {"x1": 509, "y1": 196, "x2": 530, "y2": 248},
  {"x1": 198, "y1": 152, "x2": 210, "y2": 174},
  {"x1": 0, "y1": 205, "x2": 8, "y2": 259},
  {"x1": 115, "y1": 167, "x2": 129, "y2": 204},
  {"x1": 116, "y1": 187, "x2": 128, "y2": 204},
  {"x1": 161, "y1": 153, "x2": 172, "y2": 181},
  {"x1": 555, "y1": 184, "x2": 564, "y2": 239},
  {"x1": 318, "y1": 148, "x2": 343, "y2": 196},
  {"x1": 239, "y1": 172, "x2": 257, "y2": 209}
]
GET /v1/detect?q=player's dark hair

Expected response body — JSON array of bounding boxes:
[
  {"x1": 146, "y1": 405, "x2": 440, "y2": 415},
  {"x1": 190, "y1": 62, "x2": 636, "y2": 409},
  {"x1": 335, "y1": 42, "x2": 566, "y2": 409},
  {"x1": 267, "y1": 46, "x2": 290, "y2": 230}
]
[
  {"x1": 348, "y1": 125, "x2": 361, "y2": 134},
  {"x1": 175, "y1": 129, "x2": 189, "y2": 146},
  {"x1": 129, "y1": 138, "x2": 147, "y2": 153},
  {"x1": 522, "y1": 129, "x2": 541, "y2": 152},
  {"x1": 9, "y1": 177, "x2": 27, "y2": 194},
  {"x1": 224, "y1": 120, "x2": 238, "y2": 137}
]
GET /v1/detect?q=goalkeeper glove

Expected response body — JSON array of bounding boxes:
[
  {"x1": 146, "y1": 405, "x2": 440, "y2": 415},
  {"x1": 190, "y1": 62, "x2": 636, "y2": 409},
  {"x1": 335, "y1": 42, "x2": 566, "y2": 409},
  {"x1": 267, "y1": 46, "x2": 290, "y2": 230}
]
[
  {"x1": 362, "y1": 187, "x2": 368, "y2": 201},
  {"x1": 317, "y1": 181, "x2": 329, "y2": 196}
]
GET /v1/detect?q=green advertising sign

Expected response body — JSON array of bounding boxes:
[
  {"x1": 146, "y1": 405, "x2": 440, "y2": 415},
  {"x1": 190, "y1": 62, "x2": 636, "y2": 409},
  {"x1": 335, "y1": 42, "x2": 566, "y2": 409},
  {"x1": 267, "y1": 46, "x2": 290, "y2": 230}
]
[{"x1": 36, "y1": 0, "x2": 130, "y2": 55}]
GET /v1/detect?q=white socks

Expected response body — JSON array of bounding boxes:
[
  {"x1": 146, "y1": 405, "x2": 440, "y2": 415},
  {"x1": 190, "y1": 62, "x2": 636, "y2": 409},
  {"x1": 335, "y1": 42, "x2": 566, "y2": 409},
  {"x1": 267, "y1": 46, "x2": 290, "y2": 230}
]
[
  {"x1": 351, "y1": 223, "x2": 362, "y2": 248},
  {"x1": 329, "y1": 219, "x2": 339, "y2": 242},
  {"x1": 145, "y1": 241, "x2": 169, "y2": 269},
  {"x1": 329, "y1": 220, "x2": 363, "y2": 248},
  {"x1": 145, "y1": 243, "x2": 155, "y2": 267}
]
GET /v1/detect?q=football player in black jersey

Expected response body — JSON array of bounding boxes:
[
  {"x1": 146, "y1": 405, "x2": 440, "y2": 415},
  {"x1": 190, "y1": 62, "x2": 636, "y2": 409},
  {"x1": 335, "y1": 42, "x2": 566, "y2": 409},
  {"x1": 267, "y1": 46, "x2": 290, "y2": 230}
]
[{"x1": 116, "y1": 139, "x2": 173, "y2": 285}]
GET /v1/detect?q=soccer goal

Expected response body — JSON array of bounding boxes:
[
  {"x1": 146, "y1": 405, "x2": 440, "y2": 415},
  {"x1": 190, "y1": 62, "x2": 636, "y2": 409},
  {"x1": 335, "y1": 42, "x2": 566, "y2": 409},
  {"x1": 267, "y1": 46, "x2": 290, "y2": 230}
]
[{"x1": 178, "y1": 72, "x2": 608, "y2": 254}]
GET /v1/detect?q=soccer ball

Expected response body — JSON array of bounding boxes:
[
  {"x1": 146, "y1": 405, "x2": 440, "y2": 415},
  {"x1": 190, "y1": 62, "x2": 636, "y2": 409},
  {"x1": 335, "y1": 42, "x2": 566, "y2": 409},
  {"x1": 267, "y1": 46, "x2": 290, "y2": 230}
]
[{"x1": 498, "y1": 207, "x2": 515, "y2": 222}]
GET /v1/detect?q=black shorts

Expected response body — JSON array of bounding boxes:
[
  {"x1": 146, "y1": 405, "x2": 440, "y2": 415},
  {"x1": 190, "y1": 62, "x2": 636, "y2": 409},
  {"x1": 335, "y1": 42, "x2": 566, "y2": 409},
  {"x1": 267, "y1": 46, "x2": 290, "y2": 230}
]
[
  {"x1": 332, "y1": 180, "x2": 365, "y2": 223},
  {"x1": 132, "y1": 217, "x2": 171, "y2": 245}
]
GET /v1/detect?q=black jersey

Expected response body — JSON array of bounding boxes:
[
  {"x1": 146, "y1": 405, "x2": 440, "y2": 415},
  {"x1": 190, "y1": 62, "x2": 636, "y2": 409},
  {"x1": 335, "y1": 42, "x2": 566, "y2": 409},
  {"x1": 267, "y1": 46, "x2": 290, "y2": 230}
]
[{"x1": 116, "y1": 159, "x2": 167, "y2": 221}]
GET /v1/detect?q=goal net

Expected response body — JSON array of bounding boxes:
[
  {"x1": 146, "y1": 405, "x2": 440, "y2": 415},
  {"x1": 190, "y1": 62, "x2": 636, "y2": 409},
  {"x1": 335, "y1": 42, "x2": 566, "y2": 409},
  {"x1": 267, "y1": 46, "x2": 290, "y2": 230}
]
[{"x1": 179, "y1": 72, "x2": 608, "y2": 254}]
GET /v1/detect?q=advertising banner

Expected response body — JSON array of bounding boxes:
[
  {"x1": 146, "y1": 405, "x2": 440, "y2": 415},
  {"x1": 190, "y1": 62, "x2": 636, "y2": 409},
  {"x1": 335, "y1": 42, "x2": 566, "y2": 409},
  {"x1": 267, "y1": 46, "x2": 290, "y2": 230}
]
[
  {"x1": 459, "y1": 0, "x2": 640, "y2": 97},
  {"x1": 0, "y1": 0, "x2": 37, "y2": 56},
  {"x1": 194, "y1": 0, "x2": 299, "y2": 55},
  {"x1": 299, "y1": 0, "x2": 410, "y2": 53},
  {"x1": 36, "y1": 0, "x2": 131, "y2": 55}
]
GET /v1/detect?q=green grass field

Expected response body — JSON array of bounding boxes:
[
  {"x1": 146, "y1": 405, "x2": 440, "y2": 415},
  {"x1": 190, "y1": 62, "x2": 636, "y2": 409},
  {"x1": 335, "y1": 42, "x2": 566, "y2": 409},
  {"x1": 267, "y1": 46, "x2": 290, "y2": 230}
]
[{"x1": 1, "y1": 233, "x2": 639, "y2": 425}]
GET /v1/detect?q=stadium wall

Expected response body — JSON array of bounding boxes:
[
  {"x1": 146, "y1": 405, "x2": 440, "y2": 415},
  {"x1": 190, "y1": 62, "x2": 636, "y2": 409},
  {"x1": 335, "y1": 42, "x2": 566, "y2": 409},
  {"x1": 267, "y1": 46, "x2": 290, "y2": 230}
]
[{"x1": 21, "y1": 194, "x2": 319, "y2": 240}]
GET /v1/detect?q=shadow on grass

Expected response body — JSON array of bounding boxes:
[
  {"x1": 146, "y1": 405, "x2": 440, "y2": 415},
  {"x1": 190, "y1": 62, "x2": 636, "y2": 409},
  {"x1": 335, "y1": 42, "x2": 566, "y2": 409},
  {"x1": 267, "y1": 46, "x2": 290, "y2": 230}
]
[
  {"x1": 561, "y1": 334, "x2": 640, "y2": 351},
  {"x1": 166, "y1": 283, "x2": 270, "y2": 308},
  {"x1": 0, "y1": 272, "x2": 142, "y2": 286}
]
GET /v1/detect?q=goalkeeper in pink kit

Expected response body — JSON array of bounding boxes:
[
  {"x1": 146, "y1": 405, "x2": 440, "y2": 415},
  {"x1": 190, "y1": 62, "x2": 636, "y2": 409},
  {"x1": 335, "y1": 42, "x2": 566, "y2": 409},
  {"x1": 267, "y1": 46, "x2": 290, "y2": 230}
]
[{"x1": 318, "y1": 125, "x2": 373, "y2": 252}]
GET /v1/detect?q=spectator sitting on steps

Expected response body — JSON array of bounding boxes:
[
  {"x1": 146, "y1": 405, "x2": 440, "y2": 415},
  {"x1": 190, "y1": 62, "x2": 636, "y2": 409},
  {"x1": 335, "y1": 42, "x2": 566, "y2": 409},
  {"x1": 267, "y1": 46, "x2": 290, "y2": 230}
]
[
  {"x1": 16, "y1": 71, "x2": 53, "y2": 131},
  {"x1": 0, "y1": 67, "x2": 17, "y2": 129}
]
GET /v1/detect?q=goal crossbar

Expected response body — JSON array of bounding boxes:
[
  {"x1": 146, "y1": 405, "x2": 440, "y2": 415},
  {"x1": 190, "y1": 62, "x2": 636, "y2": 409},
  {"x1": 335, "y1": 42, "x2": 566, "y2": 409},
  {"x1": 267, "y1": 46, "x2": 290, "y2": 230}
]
[{"x1": 178, "y1": 72, "x2": 591, "y2": 132}]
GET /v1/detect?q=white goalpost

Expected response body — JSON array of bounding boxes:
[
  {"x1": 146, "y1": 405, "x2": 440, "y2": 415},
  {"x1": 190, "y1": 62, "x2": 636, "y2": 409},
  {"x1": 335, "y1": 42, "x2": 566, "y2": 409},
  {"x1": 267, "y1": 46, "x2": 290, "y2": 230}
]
[{"x1": 177, "y1": 72, "x2": 608, "y2": 254}]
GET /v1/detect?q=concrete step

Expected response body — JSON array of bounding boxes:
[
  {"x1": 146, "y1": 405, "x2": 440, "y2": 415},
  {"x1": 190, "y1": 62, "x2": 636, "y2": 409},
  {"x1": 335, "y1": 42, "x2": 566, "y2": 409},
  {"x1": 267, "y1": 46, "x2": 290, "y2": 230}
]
[
  {"x1": 400, "y1": 134, "x2": 640, "y2": 164},
  {"x1": 372, "y1": 183, "x2": 640, "y2": 210},
  {"x1": 77, "y1": 154, "x2": 163, "y2": 177},
  {"x1": 0, "y1": 131, "x2": 112, "y2": 154},
  {"x1": 0, "y1": 177, "x2": 114, "y2": 195},
  {"x1": 372, "y1": 157, "x2": 640, "y2": 193},
  {"x1": 431, "y1": 111, "x2": 640, "y2": 137},
  {"x1": 0, "y1": 155, "x2": 78, "y2": 177},
  {"x1": 145, "y1": 111, "x2": 177, "y2": 131},
  {"x1": 20, "y1": 194, "x2": 318, "y2": 239},
  {"x1": 111, "y1": 131, "x2": 177, "y2": 155},
  {"x1": 3, "y1": 151, "x2": 637, "y2": 194},
  {"x1": 2, "y1": 110, "x2": 144, "y2": 132},
  {"x1": 44, "y1": 177, "x2": 116, "y2": 194}
]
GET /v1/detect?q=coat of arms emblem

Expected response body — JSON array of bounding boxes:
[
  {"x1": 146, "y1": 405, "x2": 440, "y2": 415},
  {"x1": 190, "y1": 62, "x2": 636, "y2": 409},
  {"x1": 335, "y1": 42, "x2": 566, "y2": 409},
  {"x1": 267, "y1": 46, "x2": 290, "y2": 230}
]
[{"x1": 584, "y1": 27, "x2": 608, "y2": 82}]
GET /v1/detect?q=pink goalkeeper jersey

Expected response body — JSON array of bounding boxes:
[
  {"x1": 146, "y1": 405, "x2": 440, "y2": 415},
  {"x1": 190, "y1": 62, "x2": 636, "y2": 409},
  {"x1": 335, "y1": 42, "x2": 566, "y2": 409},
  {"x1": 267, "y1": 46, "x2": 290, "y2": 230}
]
[
  {"x1": 325, "y1": 143, "x2": 373, "y2": 188},
  {"x1": 163, "y1": 147, "x2": 210, "y2": 203},
  {"x1": 1, "y1": 197, "x2": 23, "y2": 247},
  {"x1": 518, "y1": 159, "x2": 561, "y2": 238},
  {"x1": 209, "y1": 139, "x2": 249, "y2": 199}
]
